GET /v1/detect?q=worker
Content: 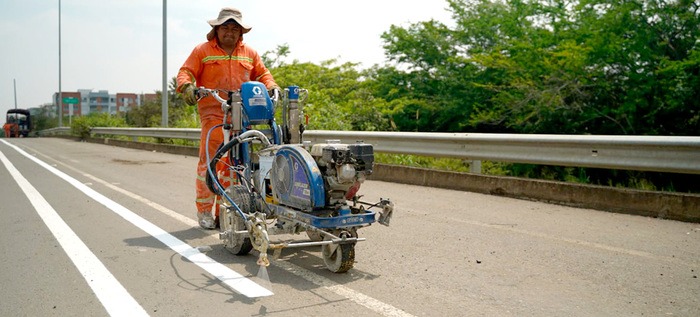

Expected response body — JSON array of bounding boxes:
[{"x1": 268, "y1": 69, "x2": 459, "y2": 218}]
[
  {"x1": 177, "y1": 7, "x2": 280, "y2": 229},
  {"x1": 2, "y1": 122, "x2": 11, "y2": 137},
  {"x1": 4, "y1": 116, "x2": 17, "y2": 138}
]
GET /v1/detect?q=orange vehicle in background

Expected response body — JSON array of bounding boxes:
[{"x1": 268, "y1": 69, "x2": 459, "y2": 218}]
[{"x1": 3, "y1": 109, "x2": 31, "y2": 138}]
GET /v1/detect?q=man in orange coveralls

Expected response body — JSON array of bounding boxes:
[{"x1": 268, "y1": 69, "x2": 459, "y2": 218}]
[
  {"x1": 3, "y1": 116, "x2": 18, "y2": 138},
  {"x1": 177, "y1": 7, "x2": 280, "y2": 229},
  {"x1": 2, "y1": 123, "x2": 12, "y2": 137}
]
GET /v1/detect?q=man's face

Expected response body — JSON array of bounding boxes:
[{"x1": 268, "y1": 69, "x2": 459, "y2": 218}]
[{"x1": 217, "y1": 21, "x2": 241, "y2": 47}]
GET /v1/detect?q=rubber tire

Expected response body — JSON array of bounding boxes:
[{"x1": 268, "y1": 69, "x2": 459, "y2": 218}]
[
  {"x1": 321, "y1": 233, "x2": 356, "y2": 273},
  {"x1": 221, "y1": 185, "x2": 253, "y2": 255}
]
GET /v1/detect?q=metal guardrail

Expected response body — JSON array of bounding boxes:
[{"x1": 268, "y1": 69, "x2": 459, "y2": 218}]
[
  {"x1": 38, "y1": 127, "x2": 700, "y2": 175},
  {"x1": 38, "y1": 127, "x2": 202, "y2": 140},
  {"x1": 303, "y1": 131, "x2": 700, "y2": 175},
  {"x1": 36, "y1": 127, "x2": 71, "y2": 136},
  {"x1": 91, "y1": 127, "x2": 201, "y2": 140}
]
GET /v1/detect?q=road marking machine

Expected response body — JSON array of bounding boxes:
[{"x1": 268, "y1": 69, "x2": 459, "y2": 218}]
[{"x1": 198, "y1": 82, "x2": 393, "y2": 273}]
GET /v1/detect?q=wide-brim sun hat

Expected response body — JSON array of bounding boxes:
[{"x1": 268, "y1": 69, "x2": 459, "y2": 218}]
[{"x1": 206, "y1": 7, "x2": 251, "y2": 40}]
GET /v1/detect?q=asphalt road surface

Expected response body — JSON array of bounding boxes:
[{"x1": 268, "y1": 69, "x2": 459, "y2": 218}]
[{"x1": 1, "y1": 138, "x2": 698, "y2": 316}]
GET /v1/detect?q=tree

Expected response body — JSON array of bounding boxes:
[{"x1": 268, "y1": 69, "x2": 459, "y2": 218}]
[
  {"x1": 375, "y1": 0, "x2": 699, "y2": 190},
  {"x1": 271, "y1": 59, "x2": 393, "y2": 131},
  {"x1": 31, "y1": 106, "x2": 58, "y2": 132},
  {"x1": 380, "y1": 17, "x2": 486, "y2": 132},
  {"x1": 573, "y1": 0, "x2": 700, "y2": 135},
  {"x1": 126, "y1": 77, "x2": 198, "y2": 128},
  {"x1": 378, "y1": 0, "x2": 700, "y2": 136}
]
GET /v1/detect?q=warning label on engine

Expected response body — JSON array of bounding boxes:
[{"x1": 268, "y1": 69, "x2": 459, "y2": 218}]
[
  {"x1": 248, "y1": 97, "x2": 267, "y2": 106},
  {"x1": 291, "y1": 159, "x2": 310, "y2": 199}
]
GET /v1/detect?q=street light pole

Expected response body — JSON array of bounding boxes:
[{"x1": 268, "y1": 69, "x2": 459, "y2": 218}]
[
  {"x1": 58, "y1": 0, "x2": 63, "y2": 127},
  {"x1": 161, "y1": 0, "x2": 168, "y2": 127},
  {"x1": 13, "y1": 79, "x2": 17, "y2": 109}
]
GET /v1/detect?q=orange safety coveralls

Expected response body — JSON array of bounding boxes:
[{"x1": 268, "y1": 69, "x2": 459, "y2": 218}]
[
  {"x1": 3, "y1": 123, "x2": 17, "y2": 138},
  {"x1": 177, "y1": 37, "x2": 278, "y2": 217}
]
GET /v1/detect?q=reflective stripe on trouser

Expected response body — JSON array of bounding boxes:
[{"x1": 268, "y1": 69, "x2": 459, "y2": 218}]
[{"x1": 196, "y1": 117, "x2": 238, "y2": 217}]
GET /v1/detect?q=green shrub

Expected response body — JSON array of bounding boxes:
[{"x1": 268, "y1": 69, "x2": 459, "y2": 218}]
[{"x1": 71, "y1": 113, "x2": 126, "y2": 139}]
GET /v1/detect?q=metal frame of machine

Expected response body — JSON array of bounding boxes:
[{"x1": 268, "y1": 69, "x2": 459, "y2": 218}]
[{"x1": 197, "y1": 82, "x2": 393, "y2": 273}]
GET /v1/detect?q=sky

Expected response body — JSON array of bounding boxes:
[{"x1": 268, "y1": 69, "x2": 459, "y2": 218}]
[{"x1": 0, "y1": 0, "x2": 453, "y2": 118}]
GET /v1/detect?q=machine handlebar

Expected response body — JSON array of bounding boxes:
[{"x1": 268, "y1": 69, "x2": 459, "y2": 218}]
[{"x1": 195, "y1": 87, "x2": 280, "y2": 105}]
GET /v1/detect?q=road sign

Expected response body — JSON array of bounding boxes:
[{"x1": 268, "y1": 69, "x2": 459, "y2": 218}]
[{"x1": 62, "y1": 97, "x2": 79, "y2": 104}]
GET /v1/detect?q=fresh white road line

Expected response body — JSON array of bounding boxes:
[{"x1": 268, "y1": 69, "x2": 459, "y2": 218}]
[
  {"x1": 24, "y1": 143, "x2": 417, "y2": 317},
  {"x1": 1, "y1": 140, "x2": 273, "y2": 298},
  {"x1": 0, "y1": 148, "x2": 149, "y2": 316}
]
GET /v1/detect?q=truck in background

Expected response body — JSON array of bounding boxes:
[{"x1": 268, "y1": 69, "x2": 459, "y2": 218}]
[{"x1": 3, "y1": 109, "x2": 31, "y2": 137}]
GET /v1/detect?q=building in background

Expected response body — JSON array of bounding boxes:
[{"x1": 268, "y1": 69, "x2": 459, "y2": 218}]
[
  {"x1": 115, "y1": 92, "x2": 158, "y2": 113},
  {"x1": 51, "y1": 90, "x2": 158, "y2": 118},
  {"x1": 140, "y1": 93, "x2": 158, "y2": 105},
  {"x1": 80, "y1": 90, "x2": 112, "y2": 115},
  {"x1": 116, "y1": 93, "x2": 137, "y2": 113},
  {"x1": 53, "y1": 91, "x2": 81, "y2": 119},
  {"x1": 26, "y1": 103, "x2": 55, "y2": 119}
]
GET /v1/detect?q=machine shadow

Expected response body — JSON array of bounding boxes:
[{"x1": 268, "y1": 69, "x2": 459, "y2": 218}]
[
  {"x1": 123, "y1": 227, "x2": 382, "y2": 301},
  {"x1": 204, "y1": 238, "x2": 383, "y2": 287}
]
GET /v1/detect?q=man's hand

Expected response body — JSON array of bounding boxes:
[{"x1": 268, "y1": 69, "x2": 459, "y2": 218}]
[
  {"x1": 181, "y1": 83, "x2": 198, "y2": 105},
  {"x1": 268, "y1": 86, "x2": 281, "y2": 100}
]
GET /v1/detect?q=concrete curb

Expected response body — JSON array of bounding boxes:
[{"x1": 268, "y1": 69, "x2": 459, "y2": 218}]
[
  {"x1": 371, "y1": 164, "x2": 700, "y2": 223},
  {"x1": 85, "y1": 137, "x2": 199, "y2": 156},
  {"x1": 76, "y1": 136, "x2": 700, "y2": 223}
]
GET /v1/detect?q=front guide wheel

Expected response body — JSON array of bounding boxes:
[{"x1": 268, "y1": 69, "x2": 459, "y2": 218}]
[
  {"x1": 321, "y1": 229, "x2": 357, "y2": 273},
  {"x1": 220, "y1": 185, "x2": 253, "y2": 255}
]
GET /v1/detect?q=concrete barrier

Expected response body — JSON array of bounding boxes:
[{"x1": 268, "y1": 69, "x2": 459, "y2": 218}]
[{"x1": 371, "y1": 164, "x2": 700, "y2": 223}]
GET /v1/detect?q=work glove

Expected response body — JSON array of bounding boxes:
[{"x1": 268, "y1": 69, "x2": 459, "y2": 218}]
[
  {"x1": 268, "y1": 86, "x2": 281, "y2": 100},
  {"x1": 181, "y1": 83, "x2": 198, "y2": 105}
]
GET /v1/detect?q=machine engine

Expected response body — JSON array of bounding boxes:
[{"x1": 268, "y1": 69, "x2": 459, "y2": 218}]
[
  {"x1": 263, "y1": 142, "x2": 374, "y2": 212},
  {"x1": 310, "y1": 142, "x2": 374, "y2": 204}
]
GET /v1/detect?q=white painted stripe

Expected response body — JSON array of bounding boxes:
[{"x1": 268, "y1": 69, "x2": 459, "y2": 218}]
[
  {"x1": 21, "y1": 142, "x2": 414, "y2": 317},
  {"x1": 1, "y1": 140, "x2": 273, "y2": 298},
  {"x1": 0, "y1": 146, "x2": 148, "y2": 316}
]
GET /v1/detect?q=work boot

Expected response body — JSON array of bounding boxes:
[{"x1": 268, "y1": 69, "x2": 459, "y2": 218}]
[{"x1": 197, "y1": 212, "x2": 216, "y2": 229}]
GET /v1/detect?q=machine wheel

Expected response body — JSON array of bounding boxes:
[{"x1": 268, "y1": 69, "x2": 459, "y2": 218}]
[
  {"x1": 321, "y1": 230, "x2": 356, "y2": 273},
  {"x1": 220, "y1": 185, "x2": 253, "y2": 255}
]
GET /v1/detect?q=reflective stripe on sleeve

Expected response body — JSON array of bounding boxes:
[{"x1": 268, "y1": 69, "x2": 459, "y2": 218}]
[{"x1": 202, "y1": 55, "x2": 254, "y2": 63}]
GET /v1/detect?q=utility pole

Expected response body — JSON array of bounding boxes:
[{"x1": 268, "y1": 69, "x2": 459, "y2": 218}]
[{"x1": 161, "y1": 0, "x2": 168, "y2": 127}]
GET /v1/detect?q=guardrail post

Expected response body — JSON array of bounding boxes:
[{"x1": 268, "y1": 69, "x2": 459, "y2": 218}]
[{"x1": 470, "y1": 160, "x2": 482, "y2": 174}]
